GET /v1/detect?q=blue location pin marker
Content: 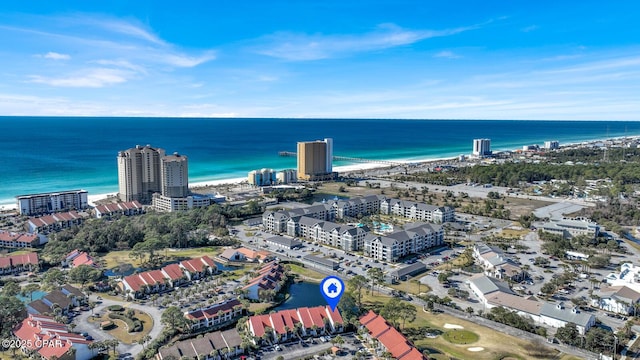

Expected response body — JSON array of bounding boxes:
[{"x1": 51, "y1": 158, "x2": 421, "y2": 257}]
[{"x1": 320, "y1": 275, "x2": 345, "y2": 311}]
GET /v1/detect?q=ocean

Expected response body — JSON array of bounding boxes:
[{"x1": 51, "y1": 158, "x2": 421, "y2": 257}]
[{"x1": 1, "y1": 117, "x2": 639, "y2": 207}]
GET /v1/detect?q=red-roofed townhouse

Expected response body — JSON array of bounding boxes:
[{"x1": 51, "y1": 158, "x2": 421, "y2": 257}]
[
  {"x1": 27, "y1": 211, "x2": 86, "y2": 235},
  {"x1": 359, "y1": 311, "x2": 428, "y2": 360},
  {"x1": 247, "y1": 306, "x2": 343, "y2": 344},
  {"x1": 119, "y1": 273, "x2": 147, "y2": 298},
  {"x1": 161, "y1": 263, "x2": 188, "y2": 288},
  {"x1": 13, "y1": 314, "x2": 96, "y2": 360},
  {"x1": 0, "y1": 252, "x2": 40, "y2": 275},
  {"x1": 185, "y1": 299, "x2": 244, "y2": 330},
  {"x1": 242, "y1": 262, "x2": 286, "y2": 300},
  {"x1": 179, "y1": 255, "x2": 217, "y2": 280},
  {"x1": 94, "y1": 201, "x2": 144, "y2": 219},
  {"x1": 0, "y1": 230, "x2": 42, "y2": 248}
]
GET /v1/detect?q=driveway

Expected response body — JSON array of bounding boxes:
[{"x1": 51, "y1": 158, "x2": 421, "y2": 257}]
[{"x1": 73, "y1": 295, "x2": 165, "y2": 358}]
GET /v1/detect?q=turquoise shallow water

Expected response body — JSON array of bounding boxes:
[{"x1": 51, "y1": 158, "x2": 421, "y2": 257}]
[{"x1": 1, "y1": 117, "x2": 639, "y2": 206}]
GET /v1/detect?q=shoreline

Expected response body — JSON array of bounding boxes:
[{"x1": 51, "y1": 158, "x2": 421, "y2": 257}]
[{"x1": 2, "y1": 134, "x2": 639, "y2": 212}]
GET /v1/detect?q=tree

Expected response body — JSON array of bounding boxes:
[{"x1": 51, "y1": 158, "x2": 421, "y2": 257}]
[
  {"x1": 21, "y1": 283, "x2": 41, "y2": 302},
  {"x1": 162, "y1": 306, "x2": 190, "y2": 333},
  {"x1": 69, "y1": 265, "x2": 101, "y2": 288},
  {"x1": 437, "y1": 272, "x2": 451, "y2": 284},
  {"x1": 465, "y1": 306, "x2": 475, "y2": 316},
  {"x1": 366, "y1": 268, "x2": 384, "y2": 295},
  {"x1": 399, "y1": 303, "x2": 417, "y2": 329},
  {"x1": 42, "y1": 268, "x2": 67, "y2": 289},
  {"x1": 348, "y1": 275, "x2": 368, "y2": 308},
  {"x1": 0, "y1": 295, "x2": 26, "y2": 338},
  {"x1": 2, "y1": 281, "x2": 20, "y2": 296},
  {"x1": 556, "y1": 323, "x2": 580, "y2": 346},
  {"x1": 333, "y1": 334, "x2": 345, "y2": 347}
]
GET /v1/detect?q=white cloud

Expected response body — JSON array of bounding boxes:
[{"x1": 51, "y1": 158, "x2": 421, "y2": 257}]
[
  {"x1": 433, "y1": 50, "x2": 461, "y2": 59},
  {"x1": 255, "y1": 23, "x2": 478, "y2": 61},
  {"x1": 43, "y1": 51, "x2": 70, "y2": 60},
  {"x1": 29, "y1": 68, "x2": 132, "y2": 87},
  {"x1": 521, "y1": 25, "x2": 539, "y2": 33}
]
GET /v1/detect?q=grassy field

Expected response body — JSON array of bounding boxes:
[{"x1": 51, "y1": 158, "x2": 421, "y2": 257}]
[
  {"x1": 358, "y1": 290, "x2": 563, "y2": 360},
  {"x1": 389, "y1": 279, "x2": 431, "y2": 295},
  {"x1": 442, "y1": 329, "x2": 479, "y2": 344},
  {"x1": 100, "y1": 247, "x2": 224, "y2": 268},
  {"x1": 287, "y1": 264, "x2": 324, "y2": 282}
]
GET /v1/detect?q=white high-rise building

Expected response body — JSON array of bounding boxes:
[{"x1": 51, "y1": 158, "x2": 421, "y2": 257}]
[
  {"x1": 324, "y1": 138, "x2": 333, "y2": 173},
  {"x1": 544, "y1": 141, "x2": 560, "y2": 150},
  {"x1": 472, "y1": 139, "x2": 492, "y2": 157},
  {"x1": 117, "y1": 145, "x2": 165, "y2": 203},
  {"x1": 161, "y1": 153, "x2": 189, "y2": 198}
]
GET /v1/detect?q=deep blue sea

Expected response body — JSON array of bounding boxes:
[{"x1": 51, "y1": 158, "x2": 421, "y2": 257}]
[{"x1": 1, "y1": 117, "x2": 639, "y2": 207}]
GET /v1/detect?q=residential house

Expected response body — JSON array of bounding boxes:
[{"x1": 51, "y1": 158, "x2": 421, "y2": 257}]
[
  {"x1": 247, "y1": 306, "x2": 343, "y2": 344},
  {"x1": 0, "y1": 252, "x2": 39, "y2": 275},
  {"x1": 473, "y1": 243, "x2": 524, "y2": 281},
  {"x1": 468, "y1": 274, "x2": 595, "y2": 334},
  {"x1": 119, "y1": 256, "x2": 217, "y2": 298},
  {"x1": 94, "y1": 200, "x2": 144, "y2": 218},
  {"x1": 359, "y1": 311, "x2": 426, "y2": 360},
  {"x1": 0, "y1": 230, "x2": 44, "y2": 248},
  {"x1": 592, "y1": 285, "x2": 640, "y2": 315},
  {"x1": 242, "y1": 262, "x2": 286, "y2": 300},
  {"x1": 62, "y1": 249, "x2": 98, "y2": 268},
  {"x1": 156, "y1": 328, "x2": 243, "y2": 360},
  {"x1": 185, "y1": 299, "x2": 244, "y2": 330},
  {"x1": 219, "y1": 247, "x2": 270, "y2": 263},
  {"x1": 26, "y1": 211, "x2": 88, "y2": 235},
  {"x1": 13, "y1": 314, "x2": 95, "y2": 360},
  {"x1": 179, "y1": 255, "x2": 217, "y2": 280}
]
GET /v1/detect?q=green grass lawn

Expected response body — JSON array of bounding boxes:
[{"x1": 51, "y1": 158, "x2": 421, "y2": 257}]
[
  {"x1": 288, "y1": 264, "x2": 324, "y2": 282},
  {"x1": 389, "y1": 279, "x2": 431, "y2": 295},
  {"x1": 100, "y1": 247, "x2": 224, "y2": 268},
  {"x1": 442, "y1": 329, "x2": 479, "y2": 344}
]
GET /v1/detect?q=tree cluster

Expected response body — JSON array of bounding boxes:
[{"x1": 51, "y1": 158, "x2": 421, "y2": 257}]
[
  {"x1": 485, "y1": 307, "x2": 547, "y2": 337},
  {"x1": 43, "y1": 204, "x2": 239, "y2": 263}
]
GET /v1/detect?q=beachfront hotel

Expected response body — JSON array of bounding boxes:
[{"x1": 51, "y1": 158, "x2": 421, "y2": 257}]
[
  {"x1": 297, "y1": 138, "x2": 334, "y2": 181},
  {"x1": 117, "y1": 144, "x2": 166, "y2": 203},
  {"x1": 472, "y1": 138, "x2": 492, "y2": 157},
  {"x1": 16, "y1": 189, "x2": 89, "y2": 216}
]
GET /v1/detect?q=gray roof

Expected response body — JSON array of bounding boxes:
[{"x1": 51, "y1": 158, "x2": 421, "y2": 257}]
[
  {"x1": 540, "y1": 303, "x2": 594, "y2": 328},
  {"x1": 391, "y1": 262, "x2": 427, "y2": 278},
  {"x1": 298, "y1": 216, "x2": 322, "y2": 226},
  {"x1": 303, "y1": 254, "x2": 338, "y2": 269},
  {"x1": 266, "y1": 235, "x2": 302, "y2": 248},
  {"x1": 469, "y1": 275, "x2": 513, "y2": 295}
]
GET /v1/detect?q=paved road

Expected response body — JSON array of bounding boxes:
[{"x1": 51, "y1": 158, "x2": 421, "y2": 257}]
[{"x1": 73, "y1": 295, "x2": 165, "y2": 359}]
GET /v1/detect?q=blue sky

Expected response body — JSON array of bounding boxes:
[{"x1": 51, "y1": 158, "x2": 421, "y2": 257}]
[{"x1": 0, "y1": 1, "x2": 638, "y2": 119}]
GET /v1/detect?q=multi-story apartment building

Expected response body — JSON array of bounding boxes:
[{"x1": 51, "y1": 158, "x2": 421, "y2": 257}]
[
  {"x1": 364, "y1": 222, "x2": 443, "y2": 262},
  {"x1": 297, "y1": 138, "x2": 334, "y2": 181},
  {"x1": 117, "y1": 145, "x2": 165, "y2": 203},
  {"x1": 332, "y1": 194, "x2": 386, "y2": 219},
  {"x1": 248, "y1": 168, "x2": 277, "y2": 186},
  {"x1": 473, "y1": 138, "x2": 492, "y2": 157},
  {"x1": 16, "y1": 189, "x2": 88, "y2": 216},
  {"x1": 286, "y1": 216, "x2": 368, "y2": 251},
  {"x1": 380, "y1": 199, "x2": 454, "y2": 223}
]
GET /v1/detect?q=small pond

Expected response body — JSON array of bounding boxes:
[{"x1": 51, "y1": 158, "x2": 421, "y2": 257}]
[{"x1": 273, "y1": 282, "x2": 325, "y2": 311}]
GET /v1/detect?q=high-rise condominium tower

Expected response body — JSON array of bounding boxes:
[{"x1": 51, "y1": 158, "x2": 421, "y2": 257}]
[
  {"x1": 161, "y1": 153, "x2": 189, "y2": 198},
  {"x1": 117, "y1": 145, "x2": 165, "y2": 203},
  {"x1": 297, "y1": 138, "x2": 333, "y2": 181},
  {"x1": 472, "y1": 138, "x2": 492, "y2": 157}
]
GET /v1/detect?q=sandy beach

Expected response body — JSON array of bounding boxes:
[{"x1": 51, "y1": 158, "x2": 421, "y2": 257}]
[{"x1": 2, "y1": 134, "x2": 635, "y2": 211}]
